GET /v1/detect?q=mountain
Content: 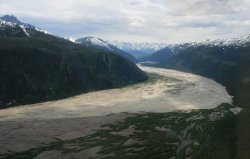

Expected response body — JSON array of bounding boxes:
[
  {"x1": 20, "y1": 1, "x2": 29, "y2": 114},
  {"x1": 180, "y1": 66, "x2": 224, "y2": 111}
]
[
  {"x1": 0, "y1": 15, "x2": 148, "y2": 108},
  {"x1": 0, "y1": 19, "x2": 29, "y2": 37},
  {"x1": 144, "y1": 35, "x2": 250, "y2": 105},
  {"x1": 143, "y1": 35, "x2": 250, "y2": 158},
  {"x1": 76, "y1": 37, "x2": 137, "y2": 63},
  {"x1": 64, "y1": 36, "x2": 75, "y2": 42},
  {"x1": 0, "y1": 15, "x2": 35, "y2": 29},
  {"x1": 139, "y1": 47, "x2": 173, "y2": 63},
  {"x1": 139, "y1": 36, "x2": 250, "y2": 158},
  {"x1": 139, "y1": 36, "x2": 250, "y2": 64},
  {"x1": 110, "y1": 41, "x2": 169, "y2": 59},
  {"x1": 0, "y1": 15, "x2": 52, "y2": 37},
  {"x1": 139, "y1": 43, "x2": 193, "y2": 63}
]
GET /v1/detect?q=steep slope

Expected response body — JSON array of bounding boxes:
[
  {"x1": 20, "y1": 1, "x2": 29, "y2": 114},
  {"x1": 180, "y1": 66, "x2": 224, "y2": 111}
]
[
  {"x1": 0, "y1": 16, "x2": 147, "y2": 108},
  {"x1": 0, "y1": 19, "x2": 28, "y2": 37},
  {"x1": 76, "y1": 37, "x2": 137, "y2": 63}
]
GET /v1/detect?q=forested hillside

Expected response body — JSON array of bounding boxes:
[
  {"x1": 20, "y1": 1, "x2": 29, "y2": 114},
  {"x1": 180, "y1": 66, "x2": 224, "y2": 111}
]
[
  {"x1": 156, "y1": 44, "x2": 250, "y2": 107},
  {"x1": 151, "y1": 42, "x2": 250, "y2": 158},
  {"x1": 0, "y1": 21, "x2": 147, "y2": 108}
]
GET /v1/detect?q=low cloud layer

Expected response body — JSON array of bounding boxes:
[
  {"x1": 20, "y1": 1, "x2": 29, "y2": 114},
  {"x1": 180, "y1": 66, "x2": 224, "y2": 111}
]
[{"x1": 1, "y1": 0, "x2": 250, "y2": 43}]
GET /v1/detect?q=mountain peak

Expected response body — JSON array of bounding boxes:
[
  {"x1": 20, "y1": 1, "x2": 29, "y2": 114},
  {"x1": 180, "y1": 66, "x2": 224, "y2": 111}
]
[
  {"x1": 76, "y1": 36, "x2": 137, "y2": 63},
  {"x1": 76, "y1": 37, "x2": 110, "y2": 48},
  {"x1": 0, "y1": 15, "x2": 35, "y2": 29},
  {"x1": 82, "y1": 36, "x2": 106, "y2": 43},
  {"x1": 1, "y1": 15, "x2": 19, "y2": 23}
]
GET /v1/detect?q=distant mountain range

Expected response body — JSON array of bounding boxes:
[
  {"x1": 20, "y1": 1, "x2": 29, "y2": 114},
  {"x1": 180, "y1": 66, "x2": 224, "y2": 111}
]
[
  {"x1": 139, "y1": 36, "x2": 250, "y2": 63},
  {"x1": 138, "y1": 43, "x2": 191, "y2": 63},
  {"x1": 0, "y1": 15, "x2": 147, "y2": 108},
  {"x1": 76, "y1": 37, "x2": 137, "y2": 63},
  {"x1": 110, "y1": 36, "x2": 250, "y2": 61},
  {"x1": 109, "y1": 41, "x2": 169, "y2": 59}
]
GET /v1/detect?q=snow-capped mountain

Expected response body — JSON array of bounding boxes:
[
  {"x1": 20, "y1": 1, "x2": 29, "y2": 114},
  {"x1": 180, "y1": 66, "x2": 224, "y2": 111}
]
[
  {"x1": 0, "y1": 15, "x2": 53, "y2": 37},
  {"x1": 0, "y1": 18, "x2": 30, "y2": 37},
  {"x1": 76, "y1": 37, "x2": 115, "y2": 51},
  {"x1": 0, "y1": 15, "x2": 35, "y2": 29},
  {"x1": 76, "y1": 37, "x2": 137, "y2": 63},
  {"x1": 111, "y1": 35, "x2": 250, "y2": 60},
  {"x1": 110, "y1": 41, "x2": 169, "y2": 53},
  {"x1": 64, "y1": 37, "x2": 75, "y2": 42},
  {"x1": 109, "y1": 41, "x2": 192, "y2": 62},
  {"x1": 109, "y1": 41, "x2": 169, "y2": 59},
  {"x1": 139, "y1": 43, "x2": 192, "y2": 63},
  {"x1": 139, "y1": 35, "x2": 250, "y2": 63},
  {"x1": 192, "y1": 35, "x2": 250, "y2": 48},
  {"x1": 0, "y1": 19, "x2": 16, "y2": 27}
]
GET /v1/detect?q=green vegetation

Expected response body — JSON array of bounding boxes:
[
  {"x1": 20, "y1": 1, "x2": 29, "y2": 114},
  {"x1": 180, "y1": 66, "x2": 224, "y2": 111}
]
[
  {"x1": 146, "y1": 44, "x2": 250, "y2": 159},
  {"x1": 0, "y1": 103, "x2": 236, "y2": 159},
  {"x1": 155, "y1": 45, "x2": 250, "y2": 108},
  {"x1": 146, "y1": 73, "x2": 177, "y2": 83},
  {"x1": 0, "y1": 24, "x2": 26, "y2": 37},
  {"x1": 0, "y1": 18, "x2": 242, "y2": 158},
  {"x1": 0, "y1": 29, "x2": 148, "y2": 108}
]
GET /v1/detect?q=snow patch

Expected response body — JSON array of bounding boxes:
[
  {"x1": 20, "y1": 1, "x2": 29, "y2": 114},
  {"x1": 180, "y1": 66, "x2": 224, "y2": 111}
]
[
  {"x1": 0, "y1": 19, "x2": 16, "y2": 28},
  {"x1": 230, "y1": 107, "x2": 242, "y2": 115},
  {"x1": 19, "y1": 25, "x2": 30, "y2": 37},
  {"x1": 110, "y1": 41, "x2": 169, "y2": 54},
  {"x1": 65, "y1": 37, "x2": 75, "y2": 43},
  {"x1": 35, "y1": 27, "x2": 52, "y2": 35},
  {"x1": 86, "y1": 37, "x2": 113, "y2": 50}
]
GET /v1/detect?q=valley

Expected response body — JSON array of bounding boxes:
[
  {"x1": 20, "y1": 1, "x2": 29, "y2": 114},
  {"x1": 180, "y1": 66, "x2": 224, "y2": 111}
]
[
  {"x1": 0, "y1": 66, "x2": 238, "y2": 159},
  {"x1": 0, "y1": 13, "x2": 249, "y2": 159},
  {"x1": 0, "y1": 66, "x2": 232, "y2": 121}
]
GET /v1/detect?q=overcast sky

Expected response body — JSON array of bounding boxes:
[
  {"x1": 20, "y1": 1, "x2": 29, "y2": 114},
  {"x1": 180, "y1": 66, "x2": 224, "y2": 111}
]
[{"x1": 1, "y1": 0, "x2": 250, "y2": 43}]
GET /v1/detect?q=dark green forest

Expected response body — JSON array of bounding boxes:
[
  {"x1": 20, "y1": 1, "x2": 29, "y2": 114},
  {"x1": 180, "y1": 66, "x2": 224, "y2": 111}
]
[
  {"x1": 0, "y1": 29, "x2": 147, "y2": 108},
  {"x1": 143, "y1": 43, "x2": 250, "y2": 158},
  {"x1": 156, "y1": 44, "x2": 250, "y2": 108}
]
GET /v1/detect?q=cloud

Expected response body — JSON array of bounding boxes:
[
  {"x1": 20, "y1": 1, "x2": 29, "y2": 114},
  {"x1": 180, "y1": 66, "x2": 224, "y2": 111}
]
[
  {"x1": 0, "y1": 0, "x2": 250, "y2": 43},
  {"x1": 150, "y1": 0, "x2": 245, "y2": 16}
]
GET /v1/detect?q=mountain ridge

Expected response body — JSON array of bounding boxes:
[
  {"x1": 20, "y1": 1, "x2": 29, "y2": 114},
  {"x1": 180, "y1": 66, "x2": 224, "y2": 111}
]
[
  {"x1": 0, "y1": 15, "x2": 35, "y2": 29},
  {"x1": 110, "y1": 41, "x2": 169, "y2": 59},
  {"x1": 76, "y1": 37, "x2": 138, "y2": 63},
  {"x1": 0, "y1": 15, "x2": 147, "y2": 108},
  {"x1": 139, "y1": 35, "x2": 250, "y2": 64}
]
